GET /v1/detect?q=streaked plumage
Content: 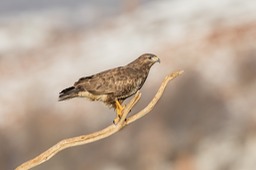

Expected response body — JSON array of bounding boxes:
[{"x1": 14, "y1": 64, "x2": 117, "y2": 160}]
[{"x1": 59, "y1": 53, "x2": 160, "y2": 123}]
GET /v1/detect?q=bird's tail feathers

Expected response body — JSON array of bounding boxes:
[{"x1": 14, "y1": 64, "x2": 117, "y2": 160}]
[{"x1": 59, "y1": 86, "x2": 79, "y2": 101}]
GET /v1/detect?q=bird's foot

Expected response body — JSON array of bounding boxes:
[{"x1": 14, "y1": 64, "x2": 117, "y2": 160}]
[
  {"x1": 113, "y1": 116, "x2": 127, "y2": 125},
  {"x1": 113, "y1": 99, "x2": 125, "y2": 125},
  {"x1": 113, "y1": 116, "x2": 120, "y2": 125}
]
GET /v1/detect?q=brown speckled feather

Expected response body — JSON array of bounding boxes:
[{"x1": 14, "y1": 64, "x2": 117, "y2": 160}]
[{"x1": 59, "y1": 53, "x2": 160, "y2": 108}]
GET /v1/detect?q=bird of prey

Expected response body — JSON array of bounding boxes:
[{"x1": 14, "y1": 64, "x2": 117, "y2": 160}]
[{"x1": 59, "y1": 53, "x2": 160, "y2": 124}]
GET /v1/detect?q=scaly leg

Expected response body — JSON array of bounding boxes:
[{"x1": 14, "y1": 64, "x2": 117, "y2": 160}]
[{"x1": 113, "y1": 99, "x2": 124, "y2": 124}]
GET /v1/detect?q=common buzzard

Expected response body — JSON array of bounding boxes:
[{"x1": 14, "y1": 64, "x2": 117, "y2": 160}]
[{"x1": 59, "y1": 53, "x2": 160, "y2": 123}]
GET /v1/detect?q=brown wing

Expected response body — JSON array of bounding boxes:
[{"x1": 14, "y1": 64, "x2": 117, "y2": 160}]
[
  {"x1": 59, "y1": 54, "x2": 159, "y2": 103},
  {"x1": 74, "y1": 67, "x2": 138, "y2": 97}
]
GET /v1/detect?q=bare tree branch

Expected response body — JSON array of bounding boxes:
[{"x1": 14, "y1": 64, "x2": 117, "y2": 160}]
[{"x1": 15, "y1": 70, "x2": 184, "y2": 170}]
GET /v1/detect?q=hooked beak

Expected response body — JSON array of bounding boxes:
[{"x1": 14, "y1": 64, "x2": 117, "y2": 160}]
[{"x1": 154, "y1": 56, "x2": 160, "y2": 63}]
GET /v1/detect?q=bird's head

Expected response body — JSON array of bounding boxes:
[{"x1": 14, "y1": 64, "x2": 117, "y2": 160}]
[
  {"x1": 127, "y1": 53, "x2": 160, "y2": 68},
  {"x1": 139, "y1": 53, "x2": 160, "y2": 66}
]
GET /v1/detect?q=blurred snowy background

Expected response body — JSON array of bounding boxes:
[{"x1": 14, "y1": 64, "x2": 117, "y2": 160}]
[{"x1": 1, "y1": 0, "x2": 256, "y2": 169}]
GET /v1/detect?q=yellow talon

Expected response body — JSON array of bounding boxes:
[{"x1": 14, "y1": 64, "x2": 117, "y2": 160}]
[{"x1": 113, "y1": 99, "x2": 124, "y2": 124}]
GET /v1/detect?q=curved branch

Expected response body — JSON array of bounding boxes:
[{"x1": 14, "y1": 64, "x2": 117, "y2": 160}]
[
  {"x1": 15, "y1": 70, "x2": 184, "y2": 170},
  {"x1": 126, "y1": 70, "x2": 184, "y2": 125}
]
